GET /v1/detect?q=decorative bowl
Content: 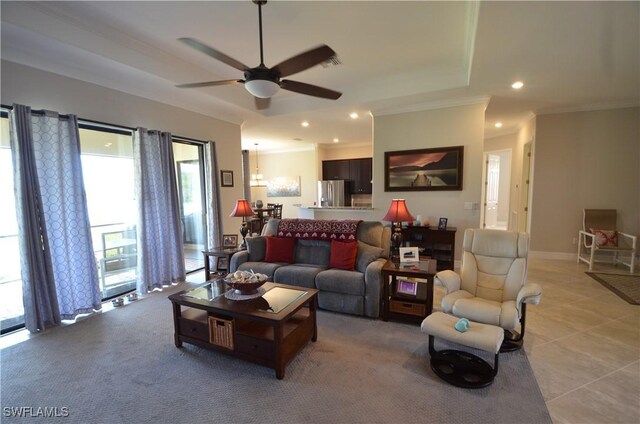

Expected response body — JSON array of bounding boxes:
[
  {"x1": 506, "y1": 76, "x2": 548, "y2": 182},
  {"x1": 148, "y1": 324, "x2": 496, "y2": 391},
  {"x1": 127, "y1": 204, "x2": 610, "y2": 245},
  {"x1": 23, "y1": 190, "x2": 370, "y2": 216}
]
[{"x1": 224, "y1": 271, "x2": 269, "y2": 295}]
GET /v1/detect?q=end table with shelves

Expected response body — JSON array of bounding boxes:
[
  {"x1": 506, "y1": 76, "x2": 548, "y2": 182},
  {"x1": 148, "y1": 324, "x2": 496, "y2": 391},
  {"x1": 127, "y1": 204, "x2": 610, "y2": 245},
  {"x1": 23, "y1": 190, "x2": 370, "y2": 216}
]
[
  {"x1": 381, "y1": 257, "x2": 438, "y2": 323},
  {"x1": 203, "y1": 249, "x2": 241, "y2": 280}
]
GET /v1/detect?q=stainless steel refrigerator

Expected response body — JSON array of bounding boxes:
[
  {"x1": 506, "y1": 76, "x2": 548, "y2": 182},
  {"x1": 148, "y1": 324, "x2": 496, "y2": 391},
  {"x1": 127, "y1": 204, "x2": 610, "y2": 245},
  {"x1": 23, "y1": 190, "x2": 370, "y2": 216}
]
[{"x1": 318, "y1": 180, "x2": 348, "y2": 207}]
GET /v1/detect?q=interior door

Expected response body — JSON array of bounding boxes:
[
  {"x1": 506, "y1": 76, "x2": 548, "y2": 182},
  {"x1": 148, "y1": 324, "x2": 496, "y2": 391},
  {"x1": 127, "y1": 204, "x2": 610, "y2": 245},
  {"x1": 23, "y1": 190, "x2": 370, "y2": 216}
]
[{"x1": 484, "y1": 154, "x2": 500, "y2": 228}]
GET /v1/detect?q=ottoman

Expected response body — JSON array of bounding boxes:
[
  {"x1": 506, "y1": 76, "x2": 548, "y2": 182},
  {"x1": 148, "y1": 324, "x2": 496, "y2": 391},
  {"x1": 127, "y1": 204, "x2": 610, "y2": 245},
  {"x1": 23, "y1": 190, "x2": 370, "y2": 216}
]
[{"x1": 421, "y1": 311, "x2": 504, "y2": 388}]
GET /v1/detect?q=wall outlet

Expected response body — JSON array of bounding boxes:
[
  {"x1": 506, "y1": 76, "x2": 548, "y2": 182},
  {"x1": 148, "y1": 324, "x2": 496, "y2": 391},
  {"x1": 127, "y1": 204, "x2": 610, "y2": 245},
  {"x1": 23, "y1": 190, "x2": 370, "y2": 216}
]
[
  {"x1": 464, "y1": 202, "x2": 473, "y2": 210},
  {"x1": 572, "y1": 237, "x2": 577, "y2": 245}
]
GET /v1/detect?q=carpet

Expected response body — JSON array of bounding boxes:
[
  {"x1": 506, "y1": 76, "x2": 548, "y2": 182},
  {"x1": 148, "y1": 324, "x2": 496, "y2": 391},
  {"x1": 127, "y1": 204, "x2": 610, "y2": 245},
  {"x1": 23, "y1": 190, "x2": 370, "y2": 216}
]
[
  {"x1": 1, "y1": 285, "x2": 551, "y2": 424},
  {"x1": 586, "y1": 272, "x2": 640, "y2": 305}
]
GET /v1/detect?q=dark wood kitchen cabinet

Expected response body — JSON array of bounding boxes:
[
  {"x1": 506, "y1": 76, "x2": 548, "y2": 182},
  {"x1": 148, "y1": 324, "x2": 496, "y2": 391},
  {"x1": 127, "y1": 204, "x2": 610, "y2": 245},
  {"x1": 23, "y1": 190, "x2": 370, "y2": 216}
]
[
  {"x1": 349, "y1": 158, "x2": 372, "y2": 194},
  {"x1": 322, "y1": 160, "x2": 350, "y2": 181},
  {"x1": 322, "y1": 158, "x2": 372, "y2": 194}
]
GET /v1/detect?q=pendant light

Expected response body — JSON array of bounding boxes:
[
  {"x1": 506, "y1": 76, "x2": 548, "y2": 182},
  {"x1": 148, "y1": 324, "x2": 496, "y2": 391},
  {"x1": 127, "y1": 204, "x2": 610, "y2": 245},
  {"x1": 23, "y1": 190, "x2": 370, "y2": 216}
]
[{"x1": 250, "y1": 143, "x2": 267, "y2": 187}]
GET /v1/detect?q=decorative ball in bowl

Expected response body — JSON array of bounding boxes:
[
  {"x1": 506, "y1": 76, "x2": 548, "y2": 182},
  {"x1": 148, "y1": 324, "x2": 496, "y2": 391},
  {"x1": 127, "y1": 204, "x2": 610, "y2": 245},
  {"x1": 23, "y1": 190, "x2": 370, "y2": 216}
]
[{"x1": 224, "y1": 270, "x2": 269, "y2": 295}]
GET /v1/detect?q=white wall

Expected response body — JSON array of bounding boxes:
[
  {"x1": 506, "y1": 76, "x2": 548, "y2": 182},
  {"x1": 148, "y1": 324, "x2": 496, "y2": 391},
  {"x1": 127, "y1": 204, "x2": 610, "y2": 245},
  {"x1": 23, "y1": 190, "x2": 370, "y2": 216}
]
[
  {"x1": 249, "y1": 147, "x2": 319, "y2": 217},
  {"x1": 1, "y1": 60, "x2": 244, "y2": 239},
  {"x1": 530, "y1": 107, "x2": 640, "y2": 254},
  {"x1": 373, "y1": 102, "x2": 486, "y2": 261}
]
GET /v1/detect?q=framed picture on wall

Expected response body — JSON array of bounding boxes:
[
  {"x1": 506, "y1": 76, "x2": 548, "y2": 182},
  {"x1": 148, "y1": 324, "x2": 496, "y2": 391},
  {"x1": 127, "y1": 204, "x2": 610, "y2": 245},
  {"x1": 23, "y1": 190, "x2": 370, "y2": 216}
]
[
  {"x1": 221, "y1": 170, "x2": 234, "y2": 187},
  {"x1": 384, "y1": 146, "x2": 464, "y2": 192}
]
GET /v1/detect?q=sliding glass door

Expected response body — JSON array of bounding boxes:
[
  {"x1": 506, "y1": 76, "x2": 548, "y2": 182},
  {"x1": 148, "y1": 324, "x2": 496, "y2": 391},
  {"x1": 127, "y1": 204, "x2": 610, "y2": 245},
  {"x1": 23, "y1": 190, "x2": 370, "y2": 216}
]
[
  {"x1": 173, "y1": 141, "x2": 207, "y2": 273},
  {"x1": 79, "y1": 126, "x2": 137, "y2": 299},
  {"x1": 0, "y1": 115, "x2": 24, "y2": 333}
]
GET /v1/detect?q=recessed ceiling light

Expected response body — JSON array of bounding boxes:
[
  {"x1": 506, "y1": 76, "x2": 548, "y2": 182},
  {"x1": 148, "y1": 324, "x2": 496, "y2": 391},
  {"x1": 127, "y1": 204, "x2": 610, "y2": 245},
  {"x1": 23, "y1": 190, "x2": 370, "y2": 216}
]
[
  {"x1": 333, "y1": 138, "x2": 339, "y2": 143},
  {"x1": 301, "y1": 121, "x2": 310, "y2": 127},
  {"x1": 104, "y1": 142, "x2": 112, "y2": 147},
  {"x1": 511, "y1": 81, "x2": 524, "y2": 89},
  {"x1": 494, "y1": 122, "x2": 503, "y2": 128},
  {"x1": 350, "y1": 112, "x2": 359, "y2": 119}
]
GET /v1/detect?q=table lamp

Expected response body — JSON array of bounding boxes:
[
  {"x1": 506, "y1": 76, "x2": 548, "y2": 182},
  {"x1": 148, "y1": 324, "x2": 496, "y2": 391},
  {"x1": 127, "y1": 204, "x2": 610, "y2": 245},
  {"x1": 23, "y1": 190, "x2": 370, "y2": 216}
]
[
  {"x1": 230, "y1": 199, "x2": 255, "y2": 249},
  {"x1": 382, "y1": 199, "x2": 415, "y2": 260}
]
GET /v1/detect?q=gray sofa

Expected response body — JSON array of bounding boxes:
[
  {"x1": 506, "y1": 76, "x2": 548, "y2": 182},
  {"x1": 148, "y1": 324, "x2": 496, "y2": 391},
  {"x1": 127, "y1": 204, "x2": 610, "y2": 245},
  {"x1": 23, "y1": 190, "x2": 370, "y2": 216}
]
[{"x1": 230, "y1": 219, "x2": 391, "y2": 318}]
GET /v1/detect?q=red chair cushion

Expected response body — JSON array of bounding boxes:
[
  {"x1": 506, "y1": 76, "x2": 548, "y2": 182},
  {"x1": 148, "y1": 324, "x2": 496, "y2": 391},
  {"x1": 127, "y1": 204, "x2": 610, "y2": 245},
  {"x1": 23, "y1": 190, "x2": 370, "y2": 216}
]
[{"x1": 590, "y1": 228, "x2": 618, "y2": 247}]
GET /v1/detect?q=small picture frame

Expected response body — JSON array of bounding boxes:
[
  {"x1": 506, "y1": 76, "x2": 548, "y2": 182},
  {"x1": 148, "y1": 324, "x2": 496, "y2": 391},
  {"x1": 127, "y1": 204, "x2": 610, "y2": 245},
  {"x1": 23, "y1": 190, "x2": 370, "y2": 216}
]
[
  {"x1": 438, "y1": 217, "x2": 448, "y2": 231},
  {"x1": 220, "y1": 170, "x2": 234, "y2": 187},
  {"x1": 222, "y1": 234, "x2": 238, "y2": 249},
  {"x1": 397, "y1": 279, "x2": 418, "y2": 296},
  {"x1": 216, "y1": 256, "x2": 229, "y2": 271},
  {"x1": 399, "y1": 246, "x2": 420, "y2": 263}
]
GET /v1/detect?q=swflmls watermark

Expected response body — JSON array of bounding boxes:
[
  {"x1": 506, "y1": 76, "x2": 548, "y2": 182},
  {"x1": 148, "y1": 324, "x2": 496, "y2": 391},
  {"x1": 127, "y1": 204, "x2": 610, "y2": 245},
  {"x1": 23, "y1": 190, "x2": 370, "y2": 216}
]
[{"x1": 3, "y1": 406, "x2": 69, "y2": 418}]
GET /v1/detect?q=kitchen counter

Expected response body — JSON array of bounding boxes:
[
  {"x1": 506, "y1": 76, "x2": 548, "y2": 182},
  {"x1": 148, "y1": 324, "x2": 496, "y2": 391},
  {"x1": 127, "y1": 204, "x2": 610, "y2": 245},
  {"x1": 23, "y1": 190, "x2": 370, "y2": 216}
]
[
  {"x1": 298, "y1": 206, "x2": 377, "y2": 220},
  {"x1": 301, "y1": 206, "x2": 374, "y2": 210}
]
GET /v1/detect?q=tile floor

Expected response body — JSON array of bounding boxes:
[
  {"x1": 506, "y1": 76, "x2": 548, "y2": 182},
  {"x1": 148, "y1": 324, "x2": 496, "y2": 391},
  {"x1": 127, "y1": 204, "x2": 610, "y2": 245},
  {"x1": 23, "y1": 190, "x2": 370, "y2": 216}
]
[{"x1": 494, "y1": 259, "x2": 638, "y2": 424}]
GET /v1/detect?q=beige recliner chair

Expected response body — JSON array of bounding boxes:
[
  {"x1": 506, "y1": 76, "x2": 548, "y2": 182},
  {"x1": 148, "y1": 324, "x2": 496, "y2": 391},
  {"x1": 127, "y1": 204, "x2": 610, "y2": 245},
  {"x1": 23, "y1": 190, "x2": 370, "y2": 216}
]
[{"x1": 435, "y1": 228, "x2": 542, "y2": 352}]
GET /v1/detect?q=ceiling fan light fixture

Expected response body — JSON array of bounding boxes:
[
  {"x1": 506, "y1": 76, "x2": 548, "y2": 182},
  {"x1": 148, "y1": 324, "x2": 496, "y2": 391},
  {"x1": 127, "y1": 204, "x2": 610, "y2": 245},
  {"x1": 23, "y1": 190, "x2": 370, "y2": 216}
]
[{"x1": 245, "y1": 79, "x2": 280, "y2": 98}]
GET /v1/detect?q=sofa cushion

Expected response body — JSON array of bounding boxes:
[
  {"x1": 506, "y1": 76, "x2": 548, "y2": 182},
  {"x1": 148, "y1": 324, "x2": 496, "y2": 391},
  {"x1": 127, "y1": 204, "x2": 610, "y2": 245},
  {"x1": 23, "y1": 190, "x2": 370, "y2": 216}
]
[
  {"x1": 315, "y1": 269, "x2": 365, "y2": 296},
  {"x1": 318, "y1": 291, "x2": 364, "y2": 316},
  {"x1": 356, "y1": 221, "x2": 384, "y2": 247},
  {"x1": 237, "y1": 261, "x2": 284, "y2": 278},
  {"x1": 274, "y1": 265, "x2": 325, "y2": 289},
  {"x1": 355, "y1": 241, "x2": 384, "y2": 273},
  {"x1": 294, "y1": 239, "x2": 331, "y2": 267},
  {"x1": 329, "y1": 240, "x2": 358, "y2": 271},
  {"x1": 246, "y1": 236, "x2": 266, "y2": 262},
  {"x1": 265, "y1": 237, "x2": 296, "y2": 263}
]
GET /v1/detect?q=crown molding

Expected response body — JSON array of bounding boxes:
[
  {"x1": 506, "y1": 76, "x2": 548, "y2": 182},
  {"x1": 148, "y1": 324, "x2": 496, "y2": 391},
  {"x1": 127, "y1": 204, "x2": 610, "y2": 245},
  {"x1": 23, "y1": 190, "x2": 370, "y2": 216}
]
[
  {"x1": 537, "y1": 101, "x2": 639, "y2": 116},
  {"x1": 371, "y1": 95, "x2": 491, "y2": 117}
]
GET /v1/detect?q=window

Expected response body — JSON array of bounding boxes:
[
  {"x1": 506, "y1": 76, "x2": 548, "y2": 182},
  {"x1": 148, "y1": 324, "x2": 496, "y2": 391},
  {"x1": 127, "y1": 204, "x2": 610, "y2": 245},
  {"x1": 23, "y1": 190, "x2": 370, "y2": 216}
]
[
  {"x1": 78, "y1": 125, "x2": 137, "y2": 299},
  {"x1": 0, "y1": 114, "x2": 25, "y2": 333}
]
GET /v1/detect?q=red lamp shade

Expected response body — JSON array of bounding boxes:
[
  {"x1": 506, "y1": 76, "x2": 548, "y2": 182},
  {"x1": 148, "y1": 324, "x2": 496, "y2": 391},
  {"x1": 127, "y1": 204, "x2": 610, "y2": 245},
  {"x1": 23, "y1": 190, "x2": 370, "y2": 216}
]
[
  {"x1": 382, "y1": 199, "x2": 415, "y2": 223},
  {"x1": 230, "y1": 199, "x2": 255, "y2": 218}
]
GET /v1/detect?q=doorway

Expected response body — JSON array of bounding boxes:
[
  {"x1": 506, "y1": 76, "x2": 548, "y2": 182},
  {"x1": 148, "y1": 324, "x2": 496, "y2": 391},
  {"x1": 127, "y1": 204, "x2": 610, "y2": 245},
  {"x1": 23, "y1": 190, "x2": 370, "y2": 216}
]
[{"x1": 483, "y1": 149, "x2": 512, "y2": 230}]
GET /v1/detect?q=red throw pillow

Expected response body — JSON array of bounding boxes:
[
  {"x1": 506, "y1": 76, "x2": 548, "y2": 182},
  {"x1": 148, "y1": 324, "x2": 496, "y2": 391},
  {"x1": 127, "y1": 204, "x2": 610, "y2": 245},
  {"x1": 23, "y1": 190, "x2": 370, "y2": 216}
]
[
  {"x1": 590, "y1": 228, "x2": 618, "y2": 248},
  {"x1": 329, "y1": 240, "x2": 358, "y2": 271},
  {"x1": 264, "y1": 237, "x2": 296, "y2": 263}
]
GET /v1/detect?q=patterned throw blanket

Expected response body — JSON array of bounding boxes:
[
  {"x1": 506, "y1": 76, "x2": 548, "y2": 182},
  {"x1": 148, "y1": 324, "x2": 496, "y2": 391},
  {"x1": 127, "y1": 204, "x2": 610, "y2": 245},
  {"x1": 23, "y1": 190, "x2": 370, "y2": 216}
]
[{"x1": 277, "y1": 219, "x2": 362, "y2": 241}]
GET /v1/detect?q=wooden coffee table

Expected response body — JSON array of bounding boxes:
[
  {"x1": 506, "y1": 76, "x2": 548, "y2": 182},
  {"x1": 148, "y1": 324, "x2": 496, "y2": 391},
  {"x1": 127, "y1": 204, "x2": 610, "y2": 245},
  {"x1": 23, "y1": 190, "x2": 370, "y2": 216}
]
[{"x1": 169, "y1": 281, "x2": 318, "y2": 379}]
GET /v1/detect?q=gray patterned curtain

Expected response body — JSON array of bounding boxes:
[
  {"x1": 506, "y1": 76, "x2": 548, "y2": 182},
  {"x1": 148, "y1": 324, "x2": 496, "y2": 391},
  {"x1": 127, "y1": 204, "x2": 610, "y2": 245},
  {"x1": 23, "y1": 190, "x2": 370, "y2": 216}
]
[
  {"x1": 205, "y1": 141, "x2": 223, "y2": 250},
  {"x1": 133, "y1": 128, "x2": 185, "y2": 293},
  {"x1": 9, "y1": 104, "x2": 101, "y2": 332}
]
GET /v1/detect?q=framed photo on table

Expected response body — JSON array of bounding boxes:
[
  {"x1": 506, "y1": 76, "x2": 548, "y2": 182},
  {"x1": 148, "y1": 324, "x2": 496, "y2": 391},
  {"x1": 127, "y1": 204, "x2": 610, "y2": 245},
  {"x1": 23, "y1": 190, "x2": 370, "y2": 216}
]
[
  {"x1": 438, "y1": 217, "x2": 448, "y2": 231},
  {"x1": 399, "y1": 246, "x2": 419, "y2": 263},
  {"x1": 222, "y1": 234, "x2": 238, "y2": 249},
  {"x1": 397, "y1": 278, "x2": 418, "y2": 296},
  {"x1": 216, "y1": 256, "x2": 229, "y2": 271}
]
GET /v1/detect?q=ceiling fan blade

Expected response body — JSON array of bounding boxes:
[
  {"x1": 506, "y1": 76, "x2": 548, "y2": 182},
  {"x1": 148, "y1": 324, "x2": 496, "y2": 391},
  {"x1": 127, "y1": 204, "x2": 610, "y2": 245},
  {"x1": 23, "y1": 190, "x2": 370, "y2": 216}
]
[
  {"x1": 280, "y1": 79, "x2": 342, "y2": 100},
  {"x1": 178, "y1": 37, "x2": 249, "y2": 71},
  {"x1": 273, "y1": 45, "x2": 336, "y2": 78},
  {"x1": 254, "y1": 96, "x2": 271, "y2": 110},
  {"x1": 175, "y1": 79, "x2": 243, "y2": 89}
]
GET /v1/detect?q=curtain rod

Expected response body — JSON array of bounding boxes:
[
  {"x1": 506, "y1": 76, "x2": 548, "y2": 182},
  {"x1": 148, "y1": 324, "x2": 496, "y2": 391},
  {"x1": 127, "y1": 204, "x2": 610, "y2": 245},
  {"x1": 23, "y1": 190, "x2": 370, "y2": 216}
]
[{"x1": 1, "y1": 104, "x2": 209, "y2": 144}]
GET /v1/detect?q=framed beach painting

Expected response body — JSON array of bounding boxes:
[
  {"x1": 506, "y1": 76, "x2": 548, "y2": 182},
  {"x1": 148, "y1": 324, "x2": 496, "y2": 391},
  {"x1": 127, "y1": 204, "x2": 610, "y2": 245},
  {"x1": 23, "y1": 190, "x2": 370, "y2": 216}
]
[{"x1": 384, "y1": 146, "x2": 464, "y2": 191}]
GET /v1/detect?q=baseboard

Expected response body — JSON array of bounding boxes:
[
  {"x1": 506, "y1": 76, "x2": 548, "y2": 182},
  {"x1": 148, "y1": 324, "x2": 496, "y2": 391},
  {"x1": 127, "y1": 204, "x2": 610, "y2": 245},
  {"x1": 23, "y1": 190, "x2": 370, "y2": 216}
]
[{"x1": 529, "y1": 251, "x2": 578, "y2": 261}]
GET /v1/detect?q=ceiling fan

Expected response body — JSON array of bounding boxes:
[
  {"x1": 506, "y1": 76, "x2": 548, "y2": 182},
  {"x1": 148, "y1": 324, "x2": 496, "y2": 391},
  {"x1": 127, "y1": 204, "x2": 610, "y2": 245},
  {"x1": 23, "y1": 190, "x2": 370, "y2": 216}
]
[{"x1": 176, "y1": 0, "x2": 342, "y2": 110}]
